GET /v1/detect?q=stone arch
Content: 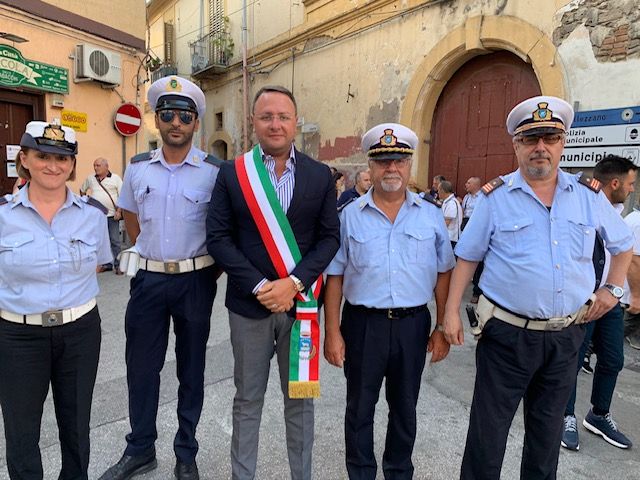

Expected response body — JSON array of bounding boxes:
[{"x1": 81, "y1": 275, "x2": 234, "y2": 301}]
[
  {"x1": 207, "y1": 130, "x2": 234, "y2": 160},
  {"x1": 400, "y1": 15, "x2": 567, "y2": 183}
]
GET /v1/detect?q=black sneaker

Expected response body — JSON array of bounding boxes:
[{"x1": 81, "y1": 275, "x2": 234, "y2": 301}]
[{"x1": 581, "y1": 357, "x2": 594, "y2": 374}]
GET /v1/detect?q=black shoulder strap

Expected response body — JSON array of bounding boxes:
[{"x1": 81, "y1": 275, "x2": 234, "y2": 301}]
[
  {"x1": 0, "y1": 196, "x2": 8, "y2": 206},
  {"x1": 130, "y1": 151, "x2": 152, "y2": 163},
  {"x1": 205, "y1": 154, "x2": 223, "y2": 167},
  {"x1": 481, "y1": 177, "x2": 505, "y2": 195},
  {"x1": 337, "y1": 196, "x2": 356, "y2": 213},
  {"x1": 86, "y1": 197, "x2": 108, "y2": 214},
  {"x1": 578, "y1": 174, "x2": 602, "y2": 193},
  {"x1": 422, "y1": 194, "x2": 442, "y2": 208}
]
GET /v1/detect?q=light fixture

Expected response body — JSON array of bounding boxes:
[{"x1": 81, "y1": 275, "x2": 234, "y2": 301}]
[{"x1": 0, "y1": 32, "x2": 29, "y2": 43}]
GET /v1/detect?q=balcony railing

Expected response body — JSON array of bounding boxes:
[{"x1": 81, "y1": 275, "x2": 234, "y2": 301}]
[
  {"x1": 190, "y1": 30, "x2": 234, "y2": 75},
  {"x1": 150, "y1": 65, "x2": 178, "y2": 83}
]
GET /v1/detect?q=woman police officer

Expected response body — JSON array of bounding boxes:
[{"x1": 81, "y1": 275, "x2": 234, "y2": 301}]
[{"x1": 0, "y1": 121, "x2": 111, "y2": 479}]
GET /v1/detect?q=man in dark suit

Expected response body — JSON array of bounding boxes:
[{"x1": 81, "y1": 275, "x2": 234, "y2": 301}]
[{"x1": 206, "y1": 85, "x2": 340, "y2": 480}]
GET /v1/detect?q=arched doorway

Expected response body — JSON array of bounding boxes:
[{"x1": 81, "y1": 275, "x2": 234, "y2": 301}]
[
  {"x1": 211, "y1": 139, "x2": 228, "y2": 160},
  {"x1": 429, "y1": 51, "x2": 541, "y2": 194}
]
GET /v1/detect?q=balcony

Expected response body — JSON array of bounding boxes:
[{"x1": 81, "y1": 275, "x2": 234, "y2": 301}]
[
  {"x1": 150, "y1": 64, "x2": 178, "y2": 83},
  {"x1": 190, "y1": 30, "x2": 235, "y2": 77}
]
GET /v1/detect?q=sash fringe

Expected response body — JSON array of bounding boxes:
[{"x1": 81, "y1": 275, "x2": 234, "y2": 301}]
[{"x1": 289, "y1": 381, "x2": 320, "y2": 399}]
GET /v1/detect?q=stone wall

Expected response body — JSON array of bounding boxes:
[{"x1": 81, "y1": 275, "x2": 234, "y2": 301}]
[{"x1": 554, "y1": 0, "x2": 640, "y2": 62}]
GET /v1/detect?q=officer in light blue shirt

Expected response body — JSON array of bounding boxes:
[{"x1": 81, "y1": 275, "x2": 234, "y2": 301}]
[
  {"x1": 324, "y1": 123, "x2": 455, "y2": 479},
  {"x1": 0, "y1": 121, "x2": 111, "y2": 480},
  {"x1": 443, "y1": 96, "x2": 633, "y2": 480},
  {"x1": 100, "y1": 76, "x2": 221, "y2": 480}
]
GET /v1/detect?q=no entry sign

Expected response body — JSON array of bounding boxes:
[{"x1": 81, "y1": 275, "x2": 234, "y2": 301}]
[{"x1": 114, "y1": 103, "x2": 142, "y2": 136}]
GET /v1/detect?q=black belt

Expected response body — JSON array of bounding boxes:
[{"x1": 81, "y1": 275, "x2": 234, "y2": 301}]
[{"x1": 348, "y1": 303, "x2": 428, "y2": 320}]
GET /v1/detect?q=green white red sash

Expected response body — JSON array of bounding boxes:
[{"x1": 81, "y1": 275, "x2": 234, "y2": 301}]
[{"x1": 235, "y1": 145, "x2": 322, "y2": 398}]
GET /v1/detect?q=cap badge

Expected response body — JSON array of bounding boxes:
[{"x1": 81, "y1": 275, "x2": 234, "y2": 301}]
[
  {"x1": 166, "y1": 78, "x2": 182, "y2": 92},
  {"x1": 43, "y1": 125, "x2": 66, "y2": 142},
  {"x1": 532, "y1": 102, "x2": 552, "y2": 122},
  {"x1": 380, "y1": 129, "x2": 397, "y2": 147}
]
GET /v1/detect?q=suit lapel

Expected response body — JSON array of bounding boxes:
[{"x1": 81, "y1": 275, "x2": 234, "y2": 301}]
[{"x1": 286, "y1": 149, "x2": 308, "y2": 221}]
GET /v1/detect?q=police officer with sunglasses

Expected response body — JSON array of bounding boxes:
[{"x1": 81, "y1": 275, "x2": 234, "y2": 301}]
[{"x1": 100, "y1": 76, "x2": 221, "y2": 480}]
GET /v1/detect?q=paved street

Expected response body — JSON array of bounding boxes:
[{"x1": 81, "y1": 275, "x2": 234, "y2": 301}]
[{"x1": 1, "y1": 272, "x2": 639, "y2": 479}]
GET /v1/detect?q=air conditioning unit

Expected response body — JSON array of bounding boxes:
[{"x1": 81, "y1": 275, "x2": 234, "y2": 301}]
[{"x1": 75, "y1": 43, "x2": 122, "y2": 86}]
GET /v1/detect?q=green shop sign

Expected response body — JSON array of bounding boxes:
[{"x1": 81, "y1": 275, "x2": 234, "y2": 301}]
[{"x1": 0, "y1": 44, "x2": 68, "y2": 94}]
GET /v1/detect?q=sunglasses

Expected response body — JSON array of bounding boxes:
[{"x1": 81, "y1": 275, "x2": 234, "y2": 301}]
[
  {"x1": 516, "y1": 133, "x2": 564, "y2": 146},
  {"x1": 158, "y1": 110, "x2": 196, "y2": 124}
]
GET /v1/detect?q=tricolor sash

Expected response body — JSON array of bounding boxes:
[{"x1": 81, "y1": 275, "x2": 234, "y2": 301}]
[{"x1": 235, "y1": 145, "x2": 322, "y2": 398}]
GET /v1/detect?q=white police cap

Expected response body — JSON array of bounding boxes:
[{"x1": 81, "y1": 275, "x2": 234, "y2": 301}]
[
  {"x1": 506, "y1": 95, "x2": 574, "y2": 136},
  {"x1": 362, "y1": 123, "x2": 418, "y2": 159},
  {"x1": 20, "y1": 121, "x2": 78, "y2": 155},
  {"x1": 148, "y1": 75, "x2": 206, "y2": 118}
]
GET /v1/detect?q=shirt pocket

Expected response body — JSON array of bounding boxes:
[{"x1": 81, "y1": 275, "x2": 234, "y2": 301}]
[
  {"x1": 182, "y1": 188, "x2": 211, "y2": 223},
  {"x1": 567, "y1": 219, "x2": 596, "y2": 261},
  {"x1": 403, "y1": 226, "x2": 435, "y2": 265},
  {"x1": 0, "y1": 232, "x2": 35, "y2": 266},
  {"x1": 494, "y1": 216, "x2": 535, "y2": 256},
  {"x1": 348, "y1": 230, "x2": 384, "y2": 271},
  {"x1": 67, "y1": 233, "x2": 98, "y2": 269},
  {"x1": 134, "y1": 187, "x2": 154, "y2": 223}
]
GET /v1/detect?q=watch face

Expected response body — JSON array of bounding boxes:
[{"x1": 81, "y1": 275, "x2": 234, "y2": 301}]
[{"x1": 612, "y1": 286, "x2": 624, "y2": 298}]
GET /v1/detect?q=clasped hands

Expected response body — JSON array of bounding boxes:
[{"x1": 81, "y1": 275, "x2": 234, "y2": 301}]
[{"x1": 256, "y1": 278, "x2": 298, "y2": 313}]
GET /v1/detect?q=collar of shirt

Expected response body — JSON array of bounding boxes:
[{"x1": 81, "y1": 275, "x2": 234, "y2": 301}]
[
  {"x1": 259, "y1": 144, "x2": 297, "y2": 169},
  {"x1": 506, "y1": 168, "x2": 573, "y2": 195},
  {"x1": 11, "y1": 184, "x2": 81, "y2": 211},
  {"x1": 358, "y1": 188, "x2": 421, "y2": 211},
  {"x1": 150, "y1": 146, "x2": 206, "y2": 169}
]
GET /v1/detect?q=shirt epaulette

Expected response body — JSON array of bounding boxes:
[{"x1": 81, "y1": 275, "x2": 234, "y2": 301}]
[
  {"x1": 84, "y1": 196, "x2": 108, "y2": 214},
  {"x1": 337, "y1": 197, "x2": 356, "y2": 213},
  {"x1": 481, "y1": 177, "x2": 505, "y2": 195},
  {"x1": 205, "y1": 154, "x2": 223, "y2": 167},
  {"x1": 130, "y1": 151, "x2": 152, "y2": 163},
  {"x1": 578, "y1": 173, "x2": 602, "y2": 193},
  {"x1": 421, "y1": 194, "x2": 442, "y2": 208}
]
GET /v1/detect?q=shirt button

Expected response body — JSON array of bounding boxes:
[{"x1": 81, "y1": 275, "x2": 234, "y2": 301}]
[
  {"x1": 50, "y1": 236, "x2": 55, "y2": 240},
  {"x1": 555, "y1": 264, "x2": 560, "y2": 269},
  {"x1": 553, "y1": 240, "x2": 558, "y2": 245},
  {"x1": 557, "y1": 289, "x2": 562, "y2": 293},
  {"x1": 514, "y1": 225, "x2": 519, "y2": 229},
  {"x1": 52, "y1": 259, "x2": 57, "y2": 264},
  {"x1": 585, "y1": 230, "x2": 590, "y2": 235},
  {"x1": 391, "y1": 249, "x2": 395, "y2": 253}
]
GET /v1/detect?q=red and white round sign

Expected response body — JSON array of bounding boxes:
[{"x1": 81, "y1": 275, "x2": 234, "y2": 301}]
[{"x1": 114, "y1": 103, "x2": 142, "y2": 136}]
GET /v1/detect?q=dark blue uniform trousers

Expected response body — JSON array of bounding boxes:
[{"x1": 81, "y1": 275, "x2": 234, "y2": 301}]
[
  {"x1": 565, "y1": 303, "x2": 624, "y2": 416},
  {"x1": 0, "y1": 308, "x2": 101, "y2": 480},
  {"x1": 460, "y1": 318, "x2": 585, "y2": 480},
  {"x1": 342, "y1": 302, "x2": 431, "y2": 480},
  {"x1": 124, "y1": 267, "x2": 216, "y2": 463}
]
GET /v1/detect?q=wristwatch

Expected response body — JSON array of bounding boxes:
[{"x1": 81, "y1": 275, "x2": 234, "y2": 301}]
[
  {"x1": 289, "y1": 274, "x2": 305, "y2": 293},
  {"x1": 603, "y1": 283, "x2": 624, "y2": 299}
]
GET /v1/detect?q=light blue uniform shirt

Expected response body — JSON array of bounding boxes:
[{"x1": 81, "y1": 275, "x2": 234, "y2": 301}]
[
  {"x1": 326, "y1": 189, "x2": 455, "y2": 308},
  {"x1": 0, "y1": 185, "x2": 111, "y2": 314},
  {"x1": 118, "y1": 146, "x2": 219, "y2": 261},
  {"x1": 455, "y1": 169, "x2": 633, "y2": 318}
]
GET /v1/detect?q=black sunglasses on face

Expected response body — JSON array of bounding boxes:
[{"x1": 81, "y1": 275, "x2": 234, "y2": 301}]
[{"x1": 158, "y1": 110, "x2": 195, "y2": 124}]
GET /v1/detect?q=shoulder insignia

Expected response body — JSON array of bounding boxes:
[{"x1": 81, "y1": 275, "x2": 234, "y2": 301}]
[
  {"x1": 205, "y1": 154, "x2": 223, "y2": 167},
  {"x1": 85, "y1": 196, "x2": 108, "y2": 214},
  {"x1": 337, "y1": 197, "x2": 356, "y2": 213},
  {"x1": 130, "y1": 151, "x2": 152, "y2": 163},
  {"x1": 421, "y1": 194, "x2": 442, "y2": 208},
  {"x1": 0, "y1": 196, "x2": 8, "y2": 206},
  {"x1": 578, "y1": 174, "x2": 602, "y2": 193},
  {"x1": 481, "y1": 177, "x2": 505, "y2": 195}
]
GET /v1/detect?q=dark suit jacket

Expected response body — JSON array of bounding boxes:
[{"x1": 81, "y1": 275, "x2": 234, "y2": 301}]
[{"x1": 206, "y1": 149, "x2": 340, "y2": 319}]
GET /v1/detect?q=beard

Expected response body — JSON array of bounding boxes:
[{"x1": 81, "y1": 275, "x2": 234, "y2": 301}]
[
  {"x1": 161, "y1": 129, "x2": 194, "y2": 148},
  {"x1": 525, "y1": 154, "x2": 553, "y2": 179},
  {"x1": 380, "y1": 175, "x2": 403, "y2": 192}
]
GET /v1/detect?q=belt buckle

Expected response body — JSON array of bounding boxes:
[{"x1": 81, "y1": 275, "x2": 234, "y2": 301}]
[
  {"x1": 545, "y1": 318, "x2": 565, "y2": 331},
  {"x1": 42, "y1": 310, "x2": 63, "y2": 327},
  {"x1": 164, "y1": 261, "x2": 180, "y2": 274},
  {"x1": 387, "y1": 309, "x2": 399, "y2": 320}
]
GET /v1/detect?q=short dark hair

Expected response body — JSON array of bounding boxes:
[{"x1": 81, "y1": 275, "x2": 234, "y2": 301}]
[
  {"x1": 439, "y1": 180, "x2": 454, "y2": 193},
  {"x1": 593, "y1": 155, "x2": 637, "y2": 185},
  {"x1": 433, "y1": 174, "x2": 446, "y2": 182},
  {"x1": 252, "y1": 85, "x2": 297, "y2": 113}
]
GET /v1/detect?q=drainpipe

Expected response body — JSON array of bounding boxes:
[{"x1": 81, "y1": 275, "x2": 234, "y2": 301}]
[{"x1": 242, "y1": 0, "x2": 249, "y2": 151}]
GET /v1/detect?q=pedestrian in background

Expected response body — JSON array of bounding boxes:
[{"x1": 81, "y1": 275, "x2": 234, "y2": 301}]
[
  {"x1": 324, "y1": 122, "x2": 454, "y2": 479},
  {"x1": 622, "y1": 206, "x2": 640, "y2": 350},
  {"x1": 80, "y1": 157, "x2": 124, "y2": 274},
  {"x1": 561, "y1": 154, "x2": 636, "y2": 452},
  {"x1": 100, "y1": 76, "x2": 221, "y2": 480},
  {"x1": 336, "y1": 168, "x2": 371, "y2": 209},
  {"x1": 207, "y1": 85, "x2": 339, "y2": 480},
  {"x1": 438, "y1": 180, "x2": 462, "y2": 249},
  {"x1": 0, "y1": 121, "x2": 111, "y2": 480},
  {"x1": 443, "y1": 96, "x2": 633, "y2": 480}
]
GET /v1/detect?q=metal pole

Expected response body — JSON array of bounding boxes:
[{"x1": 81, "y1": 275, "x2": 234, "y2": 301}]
[{"x1": 242, "y1": 0, "x2": 249, "y2": 152}]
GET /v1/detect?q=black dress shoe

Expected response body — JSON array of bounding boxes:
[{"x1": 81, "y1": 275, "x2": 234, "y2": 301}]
[
  {"x1": 174, "y1": 460, "x2": 199, "y2": 480},
  {"x1": 99, "y1": 451, "x2": 157, "y2": 480}
]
